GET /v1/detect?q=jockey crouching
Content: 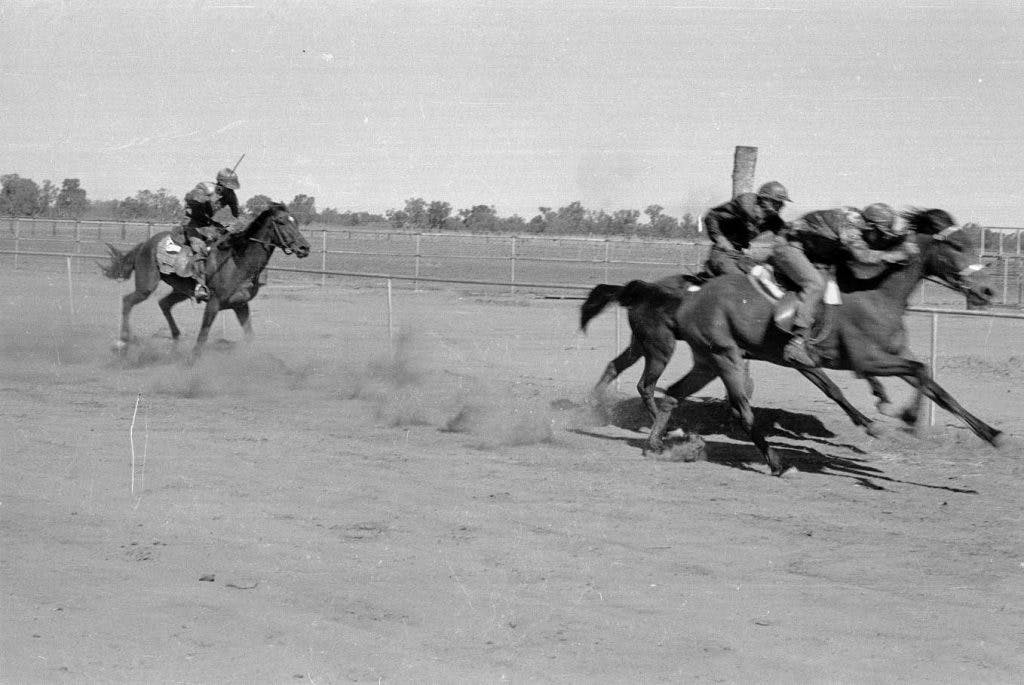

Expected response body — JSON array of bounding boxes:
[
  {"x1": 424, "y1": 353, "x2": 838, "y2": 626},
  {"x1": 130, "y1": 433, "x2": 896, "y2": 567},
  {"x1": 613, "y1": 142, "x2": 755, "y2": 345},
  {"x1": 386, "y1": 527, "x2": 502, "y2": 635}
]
[
  {"x1": 770, "y1": 203, "x2": 917, "y2": 367},
  {"x1": 702, "y1": 181, "x2": 792, "y2": 276},
  {"x1": 180, "y1": 168, "x2": 241, "y2": 302}
]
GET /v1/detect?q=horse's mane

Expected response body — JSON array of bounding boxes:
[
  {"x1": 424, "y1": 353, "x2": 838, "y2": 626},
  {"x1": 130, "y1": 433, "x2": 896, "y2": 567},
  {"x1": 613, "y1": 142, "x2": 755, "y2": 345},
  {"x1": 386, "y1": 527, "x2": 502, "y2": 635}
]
[
  {"x1": 221, "y1": 202, "x2": 288, "y2": 247},
  {"x1": 900, "y1": 207, "x2": 956, "y2": 235}
]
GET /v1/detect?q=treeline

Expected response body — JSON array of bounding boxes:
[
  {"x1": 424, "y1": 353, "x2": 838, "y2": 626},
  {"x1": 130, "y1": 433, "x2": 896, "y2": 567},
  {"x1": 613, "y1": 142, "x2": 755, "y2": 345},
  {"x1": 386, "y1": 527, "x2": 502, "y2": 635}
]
[
  {"x1": 383, "y1": 198, "x2": 701, "y2": 238},
  {"x1": 1, "y1": 173, "x2": 702, "y2": 237}
]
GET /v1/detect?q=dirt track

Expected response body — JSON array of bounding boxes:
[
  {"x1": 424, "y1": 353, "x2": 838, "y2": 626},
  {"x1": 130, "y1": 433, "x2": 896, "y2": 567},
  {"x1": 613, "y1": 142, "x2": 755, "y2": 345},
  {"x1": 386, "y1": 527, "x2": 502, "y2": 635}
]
[{"x1": 2, "y1": 269, "x2": 1023, "y2": 683}]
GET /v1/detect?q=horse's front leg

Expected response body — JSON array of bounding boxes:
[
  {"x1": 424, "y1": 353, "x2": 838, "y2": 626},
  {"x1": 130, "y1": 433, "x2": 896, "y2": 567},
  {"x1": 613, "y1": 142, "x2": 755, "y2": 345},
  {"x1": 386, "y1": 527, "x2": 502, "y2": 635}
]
[
  {"x1": 189, "y1": 300, "x2": 222, "y2": 364},
  {"x1": 799, "y1": 369, "x2": 885, "y2": 437},
  {"x1": 715, "y1": 350, "x2": 788, "y2": 476},
  {"x1": 897, "y1": 374, "x2": 1004, "y2": 447},
  {"x1": 863, "y1": 374, "x2": 899, "y2": 417},
  {"x1": 233, "y1": 302, "x2": 254, "y2": 342}
]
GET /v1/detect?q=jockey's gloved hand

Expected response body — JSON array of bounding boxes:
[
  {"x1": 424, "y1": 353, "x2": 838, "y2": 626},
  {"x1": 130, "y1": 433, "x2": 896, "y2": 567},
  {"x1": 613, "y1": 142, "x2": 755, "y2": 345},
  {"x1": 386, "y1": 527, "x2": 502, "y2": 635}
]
[
  {"x1": 736, "y1": 254, "x2": 759, "y2": 273},
  {"x1": 882, "y1": 249, "x2": 911, "y2": 265}
]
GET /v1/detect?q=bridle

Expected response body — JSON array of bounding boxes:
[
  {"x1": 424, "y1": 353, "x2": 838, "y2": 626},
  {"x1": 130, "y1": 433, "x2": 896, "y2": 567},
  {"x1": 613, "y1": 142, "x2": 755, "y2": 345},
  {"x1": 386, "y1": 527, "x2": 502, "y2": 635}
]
[
  {"x1": 921, "y1": 226, "x2": 987, "y2": 295},
  {"x1": 247, "y1": 212, "x2": 300, "y2": 255}
]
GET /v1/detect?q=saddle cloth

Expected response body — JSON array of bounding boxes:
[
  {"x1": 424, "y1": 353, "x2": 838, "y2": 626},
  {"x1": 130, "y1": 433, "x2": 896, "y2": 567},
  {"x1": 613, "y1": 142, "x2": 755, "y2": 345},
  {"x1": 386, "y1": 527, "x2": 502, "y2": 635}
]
[
  {"x1": 155, "y1": 235, "x2": 194, "y2": 278},
  {"x1": 748, "y1": 264, "x2": 840, "y2": 336}
]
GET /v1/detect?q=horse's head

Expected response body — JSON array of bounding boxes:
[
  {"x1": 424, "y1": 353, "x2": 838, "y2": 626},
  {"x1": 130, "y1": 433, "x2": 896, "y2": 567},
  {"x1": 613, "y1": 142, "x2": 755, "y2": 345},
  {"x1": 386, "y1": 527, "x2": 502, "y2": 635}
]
[
  {"x1": 904, "y1": 208, "x2": 994, "y2": 307},
  {"x1": 248, "y1": 203, "x2": 311, "y2": 258}
]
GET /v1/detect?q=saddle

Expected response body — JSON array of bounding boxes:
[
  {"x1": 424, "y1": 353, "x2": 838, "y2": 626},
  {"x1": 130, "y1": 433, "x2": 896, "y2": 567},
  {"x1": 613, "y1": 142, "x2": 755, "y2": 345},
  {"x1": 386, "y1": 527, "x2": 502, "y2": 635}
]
[
  {"x1": 748, "y1": 264, "x2": 840, "y2": 342},
  {"x1": 155, "y1": 235, "x2": 195, "y2": 277}
]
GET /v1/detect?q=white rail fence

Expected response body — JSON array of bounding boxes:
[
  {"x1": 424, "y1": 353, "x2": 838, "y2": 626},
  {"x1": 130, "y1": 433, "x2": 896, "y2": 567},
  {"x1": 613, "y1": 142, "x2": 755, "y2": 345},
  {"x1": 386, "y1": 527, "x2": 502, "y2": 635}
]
[
  {"x1": 3, "y1": 217, "x2": 1023, "y2": 307},
  {"x1": 2, "y1": 217, "x2": 1021, "y2": 428}
]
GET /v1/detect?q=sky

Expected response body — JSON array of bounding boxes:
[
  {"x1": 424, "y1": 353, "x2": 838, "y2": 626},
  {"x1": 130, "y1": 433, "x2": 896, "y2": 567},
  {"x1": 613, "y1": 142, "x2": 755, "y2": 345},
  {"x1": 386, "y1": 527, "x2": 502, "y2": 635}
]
[{"x1": 2, "y1": 0, "x2": 1023, "y2": 226}]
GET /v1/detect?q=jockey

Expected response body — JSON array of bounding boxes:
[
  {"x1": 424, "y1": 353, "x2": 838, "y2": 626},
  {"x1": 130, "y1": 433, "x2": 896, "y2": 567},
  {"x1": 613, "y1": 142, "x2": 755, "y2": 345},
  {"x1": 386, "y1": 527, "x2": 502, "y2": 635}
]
[
  {"x1": 182, "y1": 168, "x2": 241, "y2": 301},
  {"x1": 702, "y1": 181, "x2": 791, "y2": 276},
  {"x1": 770, "y1": 203, "x2": 918, "y2": 367}
]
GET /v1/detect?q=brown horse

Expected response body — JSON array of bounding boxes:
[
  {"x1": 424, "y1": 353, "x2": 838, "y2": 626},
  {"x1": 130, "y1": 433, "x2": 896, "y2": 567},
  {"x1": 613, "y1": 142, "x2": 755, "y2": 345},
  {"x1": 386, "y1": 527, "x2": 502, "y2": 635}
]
[
  {"x1": 101, "y1": 202, "x2": 311, "y2": 360},
  {"x1": 580, "y1": 209, "x2": 1003, "y2": 475}
]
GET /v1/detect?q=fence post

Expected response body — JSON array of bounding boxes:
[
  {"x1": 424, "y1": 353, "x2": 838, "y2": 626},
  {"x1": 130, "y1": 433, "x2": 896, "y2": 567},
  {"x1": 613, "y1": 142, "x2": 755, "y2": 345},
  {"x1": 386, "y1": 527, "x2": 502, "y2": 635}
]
[
  {"x1": 979, "y1": 227, "x2": 985, "y2": 258},
  {"x1": 13, "y1": 218, "x2": 19, "y2": 270},
  {"x1": 414, "y1": 233, "x2": 421, "y2": 290},
  {"x1": 510, "y1": 236, "x2": 517, "y2": 294},
  {"x1": 321, "y1": 229, "x2": 327, "y2": 287},
  {"x1": 604, "y1": 241, "x2": 610, "y2": 283},
  {"x1": 1002, "y1": 257, "x2": 1010, "y2": 305}
]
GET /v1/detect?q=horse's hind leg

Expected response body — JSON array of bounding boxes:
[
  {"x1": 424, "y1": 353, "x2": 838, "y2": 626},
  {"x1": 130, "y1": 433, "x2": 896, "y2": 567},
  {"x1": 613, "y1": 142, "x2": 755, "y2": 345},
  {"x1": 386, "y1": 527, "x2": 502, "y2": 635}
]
[
  {"x1": 592, "y1": 339, "x2": 642, "y2": 399},
  {"x1": 158, "y1": 291, "x2": 190, "y2": 341},
  {"x1": 645, "y1": 357, "x2": 719, "y2": 453},
  {"x1": 117, "y1": 290, "x2": 151, "y2": 349}
]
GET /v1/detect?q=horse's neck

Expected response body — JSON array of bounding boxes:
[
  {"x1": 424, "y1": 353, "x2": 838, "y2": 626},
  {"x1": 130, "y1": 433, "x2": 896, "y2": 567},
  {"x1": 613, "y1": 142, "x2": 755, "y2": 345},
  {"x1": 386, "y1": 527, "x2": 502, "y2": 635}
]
[
  {"x1": 226, "y1": 231, "x2": 273, "y2": 275},
  {"x1": 874, "y1": 245, "x2": 926, "y2": 307}
]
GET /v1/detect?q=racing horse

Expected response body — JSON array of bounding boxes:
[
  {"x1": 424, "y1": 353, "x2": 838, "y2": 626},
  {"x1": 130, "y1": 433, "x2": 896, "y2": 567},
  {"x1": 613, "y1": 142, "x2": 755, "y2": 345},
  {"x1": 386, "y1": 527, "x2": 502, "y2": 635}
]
[
  {"x1": 579, "y1": 209, "x2": 1002, "y2": 475},
  {"x1": 101, "y1": 202, "x2": 311, "y2": 360}
]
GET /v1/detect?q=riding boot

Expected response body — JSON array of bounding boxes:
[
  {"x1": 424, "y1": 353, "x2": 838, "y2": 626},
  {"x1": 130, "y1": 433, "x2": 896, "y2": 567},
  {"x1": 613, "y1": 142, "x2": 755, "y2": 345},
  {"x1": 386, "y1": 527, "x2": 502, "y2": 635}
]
[
  {"x1": 783, "y1": 329, "x2": 817, "y2": 367},
  {"x1": 193, "y1": 254, "x2": 210, "y2": 302}
]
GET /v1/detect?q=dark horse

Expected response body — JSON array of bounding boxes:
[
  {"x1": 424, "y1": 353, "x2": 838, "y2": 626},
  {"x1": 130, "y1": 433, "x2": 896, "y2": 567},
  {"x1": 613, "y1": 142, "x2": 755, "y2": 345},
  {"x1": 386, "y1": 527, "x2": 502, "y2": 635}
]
[
  {"x1": 580, "y1": 209, "x2": 1003, "y2": 475},
  {"x1": 101, "y1": 202, "x2": 311, "y2": 359}
]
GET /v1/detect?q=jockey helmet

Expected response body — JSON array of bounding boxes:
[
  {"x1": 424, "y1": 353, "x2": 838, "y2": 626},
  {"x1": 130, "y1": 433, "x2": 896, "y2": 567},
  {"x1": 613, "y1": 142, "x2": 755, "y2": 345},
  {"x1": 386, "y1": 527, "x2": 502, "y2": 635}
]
[
  {"x1": 216, "y1": 168, "x2": 240, "y2": 190},
  {"x1": 862, "y1": 203, "x2": 900, "y2": 234},
  {"x1": 756, "y1": 181, "x2": 792, "y2": 204}
]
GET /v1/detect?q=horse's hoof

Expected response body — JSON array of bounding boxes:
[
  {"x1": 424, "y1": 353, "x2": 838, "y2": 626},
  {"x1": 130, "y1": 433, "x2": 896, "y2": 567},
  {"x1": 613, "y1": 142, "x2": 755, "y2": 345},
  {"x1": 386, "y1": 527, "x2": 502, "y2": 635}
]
[
  {"x1": 765, "y1": 448, "x2": 788, "y2": 476},
  {"x1": 770, "y1": 465, "x2": 797, "y2": 477},
  {"x1": 991, "y1": 431, "x2": 1006, "y2": 449},
  {"x1": 111, "y1": 339, "x2": 128, "y2": 352},
  {"x1": 899, "y1": 409, "x2": 919, "y2": 426},
  {"x1": 865, "y1": 421, "x2": 887, "y2": 438},
  {"x1": 876, "y1": 401, "x2": 896, "y2": 418},
  {"x1": 642, "y1": 442, "x2": 665, "y2": 459}
]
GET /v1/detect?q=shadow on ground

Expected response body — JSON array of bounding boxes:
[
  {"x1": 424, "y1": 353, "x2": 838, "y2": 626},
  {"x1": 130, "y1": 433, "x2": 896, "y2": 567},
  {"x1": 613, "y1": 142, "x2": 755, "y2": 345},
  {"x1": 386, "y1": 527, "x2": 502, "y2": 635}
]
[{"x1": 569, "y1": 395, "x2": 978, "y2": 494}]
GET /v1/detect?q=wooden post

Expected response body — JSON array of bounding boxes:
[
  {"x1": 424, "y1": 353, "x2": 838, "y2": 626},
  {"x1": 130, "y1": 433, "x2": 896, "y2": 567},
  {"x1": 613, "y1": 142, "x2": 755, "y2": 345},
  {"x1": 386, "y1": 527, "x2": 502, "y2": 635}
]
[{"x1": 732, "y1": 145, "x2": 758, "y2": 198}]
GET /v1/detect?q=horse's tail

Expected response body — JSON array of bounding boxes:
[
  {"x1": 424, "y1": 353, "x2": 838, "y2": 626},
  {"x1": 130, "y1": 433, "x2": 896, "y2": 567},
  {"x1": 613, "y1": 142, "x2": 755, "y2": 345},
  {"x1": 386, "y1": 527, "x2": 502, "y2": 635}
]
[
  {"x1": 580, "y1": 284, "x2": 624, "y2": 331},
  {"x1": 580, "y1": 279, "x2": 686, "y2": 331},
  {"x1": 99, "y1": 242, "x2": 139, "y2": 281}
]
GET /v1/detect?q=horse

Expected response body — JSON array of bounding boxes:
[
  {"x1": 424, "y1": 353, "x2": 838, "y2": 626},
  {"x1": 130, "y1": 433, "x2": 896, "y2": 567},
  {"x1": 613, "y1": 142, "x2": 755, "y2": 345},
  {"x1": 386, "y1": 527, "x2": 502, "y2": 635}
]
[
  {"x1": 579, "y1": 208, "x2": 1002, "y2": 475},
  {"x1": 100, "y1": 202, "x2": 311, "y2": 360}
]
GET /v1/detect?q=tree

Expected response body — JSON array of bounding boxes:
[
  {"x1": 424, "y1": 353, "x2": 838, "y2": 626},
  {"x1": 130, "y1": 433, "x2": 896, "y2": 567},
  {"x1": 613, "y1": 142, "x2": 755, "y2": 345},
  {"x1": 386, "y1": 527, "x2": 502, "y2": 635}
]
[
  {"x1": 610, "y1": 209, "x2": 640, "y2": 236},
  {"x1": 55, "y1": 178, "x2": 89, "y2": 219},
  {"x1": 287, "y1": 194, "x2": 316, "y2": 225},
  {"x1": 385, "y1": 208, "x2": 409, "y2": 229},
  {"x1": 459, "y1": 204, "x2": 498, "y2": 232},
  {"x1": 403, "y1": 197, "x2": 428, "y2": 229},
  {"x1": 116, "y1": 188, "x2": 180, "y2": 222},
  {"x1": 245, "y1": 194, "x2": 274, "y2": 216},
  {"x1": 426, "y1": 200, "x2": 451, "y2": 230},
  {"x1": 0, "y1": 174, "x2": 42, "y2": 216},
  {"x1": 39, "y1": 180, "x2": 59, "y2": 216},
  {"x1": 644, "y1": 204, "x2": 680, "y2": 238}
]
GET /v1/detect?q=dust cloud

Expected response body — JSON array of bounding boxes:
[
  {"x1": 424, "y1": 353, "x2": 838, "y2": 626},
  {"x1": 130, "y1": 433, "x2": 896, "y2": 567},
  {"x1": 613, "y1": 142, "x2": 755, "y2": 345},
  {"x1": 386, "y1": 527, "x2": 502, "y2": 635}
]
[{"x1": 2, "y1": 308, "x2": 555, "y2": 449}]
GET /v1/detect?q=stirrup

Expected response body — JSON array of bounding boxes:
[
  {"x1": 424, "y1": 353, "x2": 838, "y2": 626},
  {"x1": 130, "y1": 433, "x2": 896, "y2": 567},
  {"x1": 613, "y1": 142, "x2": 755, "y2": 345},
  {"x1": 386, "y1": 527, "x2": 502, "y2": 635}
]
[{"x1": 194, "y1": 283, "x2": 210, "y2": 302}]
